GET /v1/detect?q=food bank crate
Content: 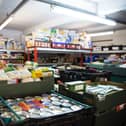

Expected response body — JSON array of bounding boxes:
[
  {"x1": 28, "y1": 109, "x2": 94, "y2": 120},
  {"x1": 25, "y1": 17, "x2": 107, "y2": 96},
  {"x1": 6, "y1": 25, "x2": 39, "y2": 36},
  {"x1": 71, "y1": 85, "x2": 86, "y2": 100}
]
[
  {"x1": 59, "y1": 81, "x2": 126, "y2": 113},
  {"x1": 0, "y1": 92, "x2": 94, "y2": 126},
  {"x1": 59, "y1": 70, "x2": 87, "y2": 82},
  {"x1": 104, "y1": 65, "x2": 126, "y2": 83},
  {"x1": 59, "y1": 69, "x2": 111, "y2": 82},
  {"x1": 0, "y1": 77, "x2": 54, "y2": 98},
  {"x1": 93, "y1": 107, "x2": 126, "y2": 126},
  {"x1": 87, "y1": 63, "x2": 104, "y2": 70},
  {"x1": 0, "y1": 98, "x2": 21, "y2": 126}
]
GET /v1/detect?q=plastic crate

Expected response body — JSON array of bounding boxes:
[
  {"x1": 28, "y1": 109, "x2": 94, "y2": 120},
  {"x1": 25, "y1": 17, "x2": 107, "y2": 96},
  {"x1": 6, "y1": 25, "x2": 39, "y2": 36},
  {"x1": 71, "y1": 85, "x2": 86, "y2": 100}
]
[
  {"x1": 6, "y1": 109, "x2": 90, "y2": 126},
  {"x1": 59, "y1": 81, "x2": 126, "y2": 112},
  {"x1": 59, "y1": 69, "x2": 111, "y2": 82},
  {"x1": 87, "y1": 64, "x2": 104, "y2": 70},
  {"x1": 103, "y1": 65, "x2": 126, "y2": 83},
  {"x1": 94, "y1": 108, "x2": 126, "y2": 126},
  {"x1": 58, "y1": 82, "x2": 126, "y2": 126},
  {"x1": 0, "y1": 77, "x2": 54, "y2": 98},
  {"x1": 0, "y1": 92, "x2": 94, "y2": 126}
]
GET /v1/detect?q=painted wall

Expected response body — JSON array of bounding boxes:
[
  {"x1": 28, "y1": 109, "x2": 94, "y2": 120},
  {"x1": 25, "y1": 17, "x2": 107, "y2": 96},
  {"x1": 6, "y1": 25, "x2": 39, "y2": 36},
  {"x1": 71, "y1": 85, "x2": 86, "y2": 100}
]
[
  {"x1": 92, "y1": 29, "x2": 126, "y2": 47},
  {"x1": 0, "y1": 28, "x2": 24, "y2": 43}
]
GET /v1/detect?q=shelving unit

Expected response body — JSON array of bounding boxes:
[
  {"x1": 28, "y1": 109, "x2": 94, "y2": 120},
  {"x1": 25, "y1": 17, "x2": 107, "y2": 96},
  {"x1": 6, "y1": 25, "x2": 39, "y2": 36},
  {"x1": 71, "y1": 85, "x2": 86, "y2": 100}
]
[
  {"x1": 28, "y1": 47, "x2": 91, "y2": 53},
  {"x1": 27, "y1": 46, "x2": 92, "y2": 66},
  {"x1": 92, "y1": 50, "x2": 126, "y2": 54},
  {"x1": 0, "y1": 49, "x2": 25, "y2": 65},
  {"x1": 91, "y1": 49, "x2": 126, "y2": 62}
]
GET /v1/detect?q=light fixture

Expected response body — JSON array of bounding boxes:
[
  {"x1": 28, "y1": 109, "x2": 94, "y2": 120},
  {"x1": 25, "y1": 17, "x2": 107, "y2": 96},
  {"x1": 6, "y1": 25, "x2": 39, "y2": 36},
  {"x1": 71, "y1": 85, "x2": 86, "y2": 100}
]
[
  {"x1": 0, "y1": 16, "x2": 13, "y2": 30},
  {"x1": 0, "y1": 0, "x2": 28, "y2": 31},
  {"x1": 52, "y1": 6, "x2": 116, "y2": 26},
  {"x1": 88, "y1": 31, "x2": 114, "y2": 37},
  {"x1": 52, "y1": 0, "x2": 96, "y2": 13}
]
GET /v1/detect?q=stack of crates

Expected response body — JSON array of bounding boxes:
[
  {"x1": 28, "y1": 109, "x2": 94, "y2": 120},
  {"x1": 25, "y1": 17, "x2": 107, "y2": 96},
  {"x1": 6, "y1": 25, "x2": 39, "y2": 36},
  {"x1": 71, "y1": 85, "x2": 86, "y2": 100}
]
[
  {"x1": 59, "y1": 81, "x2": 126, "y2": 126},
  {"x1": 0, "y1": 77, "x2": 95, "y2": 126}
]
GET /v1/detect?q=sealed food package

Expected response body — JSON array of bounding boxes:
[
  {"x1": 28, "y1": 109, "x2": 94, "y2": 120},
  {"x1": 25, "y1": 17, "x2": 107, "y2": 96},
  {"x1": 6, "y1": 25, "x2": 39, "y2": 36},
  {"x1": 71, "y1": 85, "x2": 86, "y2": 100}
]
[
  {"x1": 86, "y1": 84, "x2": 123, "y2": 101},
  {"x1": 6, "y1": 70, "x2": 21, "y2": 79},
  {"x1": 0, "y1": 70, "x2": 9, "y2": 80},
  {"x1": 18, "y1": 69, "x2": 32, "y2": 79}
]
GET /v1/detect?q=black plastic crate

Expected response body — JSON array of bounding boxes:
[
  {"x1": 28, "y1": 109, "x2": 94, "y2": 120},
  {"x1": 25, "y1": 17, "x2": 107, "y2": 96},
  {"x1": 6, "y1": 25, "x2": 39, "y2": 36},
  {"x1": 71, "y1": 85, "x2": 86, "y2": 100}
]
[
  {"x1": 59, "y1": 70, "x2": 87, "y2": 82},
  {"x1": 59, "y1": 69, "x2": 111, "y2": 82},
  {"x1": 94, "y1": 108, "x2": 126, "y2": 126}
]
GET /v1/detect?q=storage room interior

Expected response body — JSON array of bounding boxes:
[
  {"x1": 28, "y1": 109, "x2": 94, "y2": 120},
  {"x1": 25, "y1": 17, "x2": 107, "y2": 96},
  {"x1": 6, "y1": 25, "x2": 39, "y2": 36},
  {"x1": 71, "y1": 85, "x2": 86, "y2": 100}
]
[{"x1": 0, "y1": 0, "x2": 126, "y2": 126}]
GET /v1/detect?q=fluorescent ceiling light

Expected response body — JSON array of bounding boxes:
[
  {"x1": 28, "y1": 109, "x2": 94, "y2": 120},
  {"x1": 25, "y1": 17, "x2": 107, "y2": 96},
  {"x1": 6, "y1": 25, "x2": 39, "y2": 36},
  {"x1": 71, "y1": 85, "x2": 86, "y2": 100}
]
[
  {"x1": 88, "y1": 31, "x2": 114, "y2": 37},
  {"x1": 0, "y1": 16, "x2": 13, "y2": 30},
  {"x1": 52, "y1": 6, "x2": 116, "y2": 26},
  {"x1": 53, "y1": 0, "x2": 97, "y2": 13}
]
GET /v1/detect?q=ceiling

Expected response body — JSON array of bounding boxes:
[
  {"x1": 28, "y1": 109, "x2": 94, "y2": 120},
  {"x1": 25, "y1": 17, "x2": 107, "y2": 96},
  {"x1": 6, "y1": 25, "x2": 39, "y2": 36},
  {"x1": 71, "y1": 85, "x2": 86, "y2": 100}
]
[{"x1": 0, "y1": 0, "x2": 126, "y2": 33}]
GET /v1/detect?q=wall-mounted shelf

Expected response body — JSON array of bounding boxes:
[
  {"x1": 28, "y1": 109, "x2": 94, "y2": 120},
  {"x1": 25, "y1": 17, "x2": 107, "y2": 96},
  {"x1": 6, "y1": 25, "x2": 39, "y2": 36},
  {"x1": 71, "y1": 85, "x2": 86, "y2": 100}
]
[
  {"x1": 0, "y1": 49, "x2": 24, "y2": 53},
  {"x1": 0, "y1": 58, "x2": 24, "y2": 60},
  {"x1": 0, "y1": 49, "x2": 25, "y2": 64},
  {"x1": 92, "y1": 50, "x2": 126, "y2": 54}
]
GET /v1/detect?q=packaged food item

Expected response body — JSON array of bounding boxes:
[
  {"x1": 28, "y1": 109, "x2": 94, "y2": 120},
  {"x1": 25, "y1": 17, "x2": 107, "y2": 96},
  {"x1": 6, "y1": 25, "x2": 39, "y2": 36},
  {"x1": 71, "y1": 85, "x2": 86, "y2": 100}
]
[
  {"x1": 22, "y1": 78, "x2": 34, "y2": 83},
  {"x1": 18, "y1": 68, "x2": 32, "y2": 79},
  {"x1": 31, "y1": 69, "x2": 42, "y2": 79},
  {"x1": 6, "y1": 70, "x2": 21, "y2": 79},
  {"x1": 0, "y1": 69, "x2": 9, "y2": 80},
  {"x1": 3, "y1": 93, "x2": 84, "y2": 121},
  {"x1": 18, "y1": 102, "x2": 31, "y2": 111}
]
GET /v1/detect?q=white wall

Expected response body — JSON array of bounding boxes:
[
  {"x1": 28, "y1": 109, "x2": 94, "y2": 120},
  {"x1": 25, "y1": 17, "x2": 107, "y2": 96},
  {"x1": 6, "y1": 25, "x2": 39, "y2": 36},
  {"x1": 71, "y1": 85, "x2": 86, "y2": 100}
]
[
  {"x1": 0, "y1": 28, "x2": 24, "y2": 43},
  {"x1": 92, "y1": 29, "x2": 126, "y2": 47}
]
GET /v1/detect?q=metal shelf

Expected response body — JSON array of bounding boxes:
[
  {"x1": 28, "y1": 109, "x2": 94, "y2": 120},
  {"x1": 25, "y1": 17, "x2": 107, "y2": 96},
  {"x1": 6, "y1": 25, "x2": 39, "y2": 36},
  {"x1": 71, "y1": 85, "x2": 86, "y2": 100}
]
[
  {"x1": 0, "y1": 58, "x2": 24, "y2": 60},
  {"x1": 38, "y1": 62, "x2": 72, "y2": 66},
  {"x1": 0, "y1": 49, "x2": 24, "y2": 52},
  {"x1": 7, "y1": 50, "x2": 24, "y2": 53},
  {"x1": 28, "y1": 47, "x2": 91, "y2": 54},
  {"x1": 92, "y1": 50, "x2": 126, "y2": 54}
]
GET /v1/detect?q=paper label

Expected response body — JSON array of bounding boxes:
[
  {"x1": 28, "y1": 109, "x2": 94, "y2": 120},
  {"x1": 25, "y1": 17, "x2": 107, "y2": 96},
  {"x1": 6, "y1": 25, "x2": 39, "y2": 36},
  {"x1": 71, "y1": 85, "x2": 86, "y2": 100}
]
[{"x1": 75, "y1": 85, "x2": 83, "y2": 91}]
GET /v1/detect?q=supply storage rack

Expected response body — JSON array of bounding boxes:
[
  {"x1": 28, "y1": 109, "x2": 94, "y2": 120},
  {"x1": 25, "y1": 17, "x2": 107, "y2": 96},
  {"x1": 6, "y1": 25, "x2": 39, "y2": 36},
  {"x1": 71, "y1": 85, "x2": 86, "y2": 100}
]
[
  {"x1": 0, "y1": 77, "x2": 94, "y2": 126},
  {"x1": 0, "y1": 50, "x2": 25, "y2": 65},
  {"x1": 26, "y1": 46, "x2": 92, "y2": 66},
  {"x1": 58, "y1": 81, "x2": 126, "y2": 126}
]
